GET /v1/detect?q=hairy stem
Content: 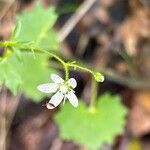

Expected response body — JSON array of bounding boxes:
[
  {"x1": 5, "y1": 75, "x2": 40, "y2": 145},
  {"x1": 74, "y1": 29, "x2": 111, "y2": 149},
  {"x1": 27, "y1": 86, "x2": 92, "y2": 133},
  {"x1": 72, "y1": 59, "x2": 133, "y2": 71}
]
[
  {"x1": 67, "y1": 63, "x2": 94, "y2": 75},
  {"x1": 0, "y1": 40, "x2": 103, "y2": 82}
]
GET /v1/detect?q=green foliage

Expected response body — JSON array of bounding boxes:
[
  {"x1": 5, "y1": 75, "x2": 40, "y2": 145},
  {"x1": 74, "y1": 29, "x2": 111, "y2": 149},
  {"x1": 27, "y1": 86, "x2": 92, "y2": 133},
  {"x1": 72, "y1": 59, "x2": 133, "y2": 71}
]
[
  {"x1": 11, "y1": 20, "x2": 22, "y2": 40},
  {"x1": 39, "y1": 29, "x2": 59, "y2": 50},
  {"x1": 55, "y1": 93, "x2": 127, "y2": 150},
  {"x1": 0, "y1": 61, "x2": 22, "y2": 94},
  {"x1": 0, "y1": 2, "x2": 59, "y2": 101},
  {"x1": 12, "y1": 47, "x2": 22, "y2": 63},
  {"x1": 0, "y1": 53, "x2": 55, "y2": 101},
  {"x1": 14, "y1": 1, "x2": 59, "y2": 50}
]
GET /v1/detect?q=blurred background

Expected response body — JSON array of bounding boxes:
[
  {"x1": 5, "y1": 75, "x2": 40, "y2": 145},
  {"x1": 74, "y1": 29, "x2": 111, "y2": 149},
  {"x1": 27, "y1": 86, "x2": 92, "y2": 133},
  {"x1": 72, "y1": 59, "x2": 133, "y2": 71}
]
[{"x1": 0, "y1": 0, "x2": 150, "y2": 149}]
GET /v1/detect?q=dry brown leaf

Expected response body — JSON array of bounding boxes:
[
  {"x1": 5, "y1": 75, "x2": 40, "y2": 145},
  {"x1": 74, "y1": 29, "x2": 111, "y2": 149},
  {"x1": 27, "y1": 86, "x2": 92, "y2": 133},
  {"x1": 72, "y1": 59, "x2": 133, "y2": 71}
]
[
  {"x1": 119, "y1": 0, "x2": 150, "y2": 56},
  {"x1": 128, "y1": 91, "x2": 150, "y2": 136}
]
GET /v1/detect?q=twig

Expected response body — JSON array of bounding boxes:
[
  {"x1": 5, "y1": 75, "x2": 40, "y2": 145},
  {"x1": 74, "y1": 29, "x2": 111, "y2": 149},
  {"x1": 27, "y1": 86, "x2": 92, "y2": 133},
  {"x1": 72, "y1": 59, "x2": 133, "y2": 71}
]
[{"x1": 58, "y1": 0, "x2": 97, "y2": 42}]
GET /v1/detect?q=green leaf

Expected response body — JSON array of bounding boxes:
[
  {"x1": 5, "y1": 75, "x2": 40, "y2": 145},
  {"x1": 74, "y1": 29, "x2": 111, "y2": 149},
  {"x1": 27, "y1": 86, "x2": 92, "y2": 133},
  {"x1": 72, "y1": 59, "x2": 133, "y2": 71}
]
[
  {"x1": 15, "y1": 1, "x2": 58, "y2": 49},
  {"x1": 55, "y1": 93, "x2": 127, "y2": 150},
  {"x1": 5, "y1": 70, "x2": 22, "y2": 94},
  {"x1": 0, "y1": 1, "x2": 59, "y2": 100},
  {"x1": 0, "y1": 51, "x2": 56, "y2": 101},
  {"x1": 12, "y1": 47, "x2": 23, "y2": 63},
  {"x1": 11, "y1": 20, "x2": 21, "y2": 40},
  {"x1": 38, "y1": 29, "x2": 59, "y2": 50},
  {"x1": 0, "y1": 61, "x2": 22, "y2": 94},
  {"x1": 6, "y1": 52, "x2": 55, "y2": 101}
]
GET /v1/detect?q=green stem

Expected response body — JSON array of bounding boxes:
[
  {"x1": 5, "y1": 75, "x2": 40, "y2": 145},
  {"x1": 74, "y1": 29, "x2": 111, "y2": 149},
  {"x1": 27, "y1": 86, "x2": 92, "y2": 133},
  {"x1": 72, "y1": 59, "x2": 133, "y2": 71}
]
[
  {"x1": 64, "y1": 64, "x2": 69, "y2": 81},
  {"x1": 0, "y1": 40, "x2": 103, "y2": 83},
  {"x1": 0, "y1": 41, "x2": 17, "y2": 47},
  {"x1": 68, "y1": 63, "x2": 94, "y2": 75},
  {"x1": 24, "y1": 46, "x2": 65, "y2": 66},
  {"x1": 28, "y1": 48, "x2": 70, "y2": 80},
  {"x1": 0, "y1": 40, "x2": 71, "y2": 80},
  {"x1": 89, "y1": 78, "x2": 98, "y2": 112},
  {"x1": 0, "y1": 41, "x2": 66, "y2": 67}
]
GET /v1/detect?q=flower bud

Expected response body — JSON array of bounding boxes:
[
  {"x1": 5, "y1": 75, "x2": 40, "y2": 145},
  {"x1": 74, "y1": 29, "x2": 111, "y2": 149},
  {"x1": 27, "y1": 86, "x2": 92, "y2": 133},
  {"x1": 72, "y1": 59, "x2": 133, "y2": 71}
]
[{"x1": 94, "y1": 72, "x2": 104, "y2": 82}]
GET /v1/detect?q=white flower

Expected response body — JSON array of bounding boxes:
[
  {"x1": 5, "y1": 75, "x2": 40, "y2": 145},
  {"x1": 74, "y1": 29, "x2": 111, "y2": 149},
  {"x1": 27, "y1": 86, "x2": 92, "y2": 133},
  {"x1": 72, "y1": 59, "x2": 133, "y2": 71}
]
[{"x1": 37, "y1": 73, "x2": 78, "y2": 109}]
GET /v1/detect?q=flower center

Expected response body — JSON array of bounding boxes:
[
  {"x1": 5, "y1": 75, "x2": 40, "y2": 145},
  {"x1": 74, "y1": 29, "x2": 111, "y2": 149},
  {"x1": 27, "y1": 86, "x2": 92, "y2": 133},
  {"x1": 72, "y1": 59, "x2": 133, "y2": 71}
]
[{"x1": 60, "y1": 84, "x2": 68, "y2": 94}]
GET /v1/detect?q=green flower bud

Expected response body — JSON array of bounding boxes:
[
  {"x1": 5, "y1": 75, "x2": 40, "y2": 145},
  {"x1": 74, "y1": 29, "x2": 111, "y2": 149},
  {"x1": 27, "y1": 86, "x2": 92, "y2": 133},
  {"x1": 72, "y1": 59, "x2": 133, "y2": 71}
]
[{"x1": 94, "y1": 72, "x2": 104, "y2": 82}]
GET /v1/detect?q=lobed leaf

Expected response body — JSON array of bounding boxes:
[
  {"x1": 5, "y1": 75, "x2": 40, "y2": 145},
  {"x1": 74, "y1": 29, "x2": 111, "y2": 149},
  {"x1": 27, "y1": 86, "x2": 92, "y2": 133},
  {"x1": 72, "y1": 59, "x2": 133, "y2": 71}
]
[
  {"x1": 0, "y1": 52, "x2": 56, "y2": 101},
  {"x1": 55, "y1": 93, "x2": 127, "y2": 150},
  {"x1": 0, "y1": 2, "x2": 59, "y2": 101},
  {"x1": 14, "y1": 1, "x2": 58, "y2": 50}
]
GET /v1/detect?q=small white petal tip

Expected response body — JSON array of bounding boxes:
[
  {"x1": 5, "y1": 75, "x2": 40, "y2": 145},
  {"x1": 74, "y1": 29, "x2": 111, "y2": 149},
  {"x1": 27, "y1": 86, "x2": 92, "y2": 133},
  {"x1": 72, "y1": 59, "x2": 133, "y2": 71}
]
[
  {"x1": 68, "y1": 78, "x2": 77, "y2": 88},
  {"x1": 67, "y1": 91, "x2": 78, "y2": 107},
  {"x1": 51, "y1": 73, "x2": 64, "y2": 83},
  {"x1": 46, "y1": 103, "x2": 56, "y2": 109}
]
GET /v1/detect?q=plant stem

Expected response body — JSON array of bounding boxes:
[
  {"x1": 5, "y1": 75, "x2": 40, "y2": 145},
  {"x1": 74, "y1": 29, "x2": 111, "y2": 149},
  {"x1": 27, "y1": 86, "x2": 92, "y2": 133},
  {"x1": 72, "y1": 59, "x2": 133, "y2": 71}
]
[
  {"x1": 0, "y1": 41, "x2": 66, "y2": 67},
  {"x1": 23, "y1": 47, "x2": 70, "y2": 80},
  {"x1": 64, "y1": 64, "x2": 69, "y2": 81},
  {"x1": 0, "y1": 40, "x2": 103, "y2": 82},
  {"x1": 68, "y1": 63, "x2": 94, "y2": 75},
  {"x1": 89, "y1": 78, "x2": 98, "y2": 112},
  {"x1": 27, "y1": 47, "x2": 66, "y2": 67}
]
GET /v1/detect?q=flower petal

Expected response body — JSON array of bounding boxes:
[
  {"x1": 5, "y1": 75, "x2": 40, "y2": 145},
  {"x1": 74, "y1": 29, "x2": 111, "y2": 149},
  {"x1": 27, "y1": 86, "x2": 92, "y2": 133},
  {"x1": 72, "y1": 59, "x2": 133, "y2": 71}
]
[
  {"x1": 47, "y1": 91, "x2": 64, "y2": 109},
  {"x1": 67, "y1": 78, "x2": 77, "y2": 88},
  {"x1": 66, "y1": 91, "x2": 78, "y2": 107},
  {"x1": 51, "y1": 74, "x2": 64, "y2": 84},
  {"x1": 37, "y1": 83, "x2": 58, "y2": 93}
]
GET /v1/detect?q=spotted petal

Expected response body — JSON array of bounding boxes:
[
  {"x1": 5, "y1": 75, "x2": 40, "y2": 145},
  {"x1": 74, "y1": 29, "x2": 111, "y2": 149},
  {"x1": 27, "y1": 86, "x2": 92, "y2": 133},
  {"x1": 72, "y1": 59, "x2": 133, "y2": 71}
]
[
  {"x1": 37, "y1": 83, "x2": 58, "y2": 93},
  {"x1": 47, "y1": 91, "x2": 64, "y2": 109},
  {"x1": 51, "y1": 74, "x2": 64, "y2": 84},
  {"x1": 67, "y1": 78, "x2": 77, "y2": 89},
  {"x1": 66, "y1": 91, "x2": 78, "y2": 107}
]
